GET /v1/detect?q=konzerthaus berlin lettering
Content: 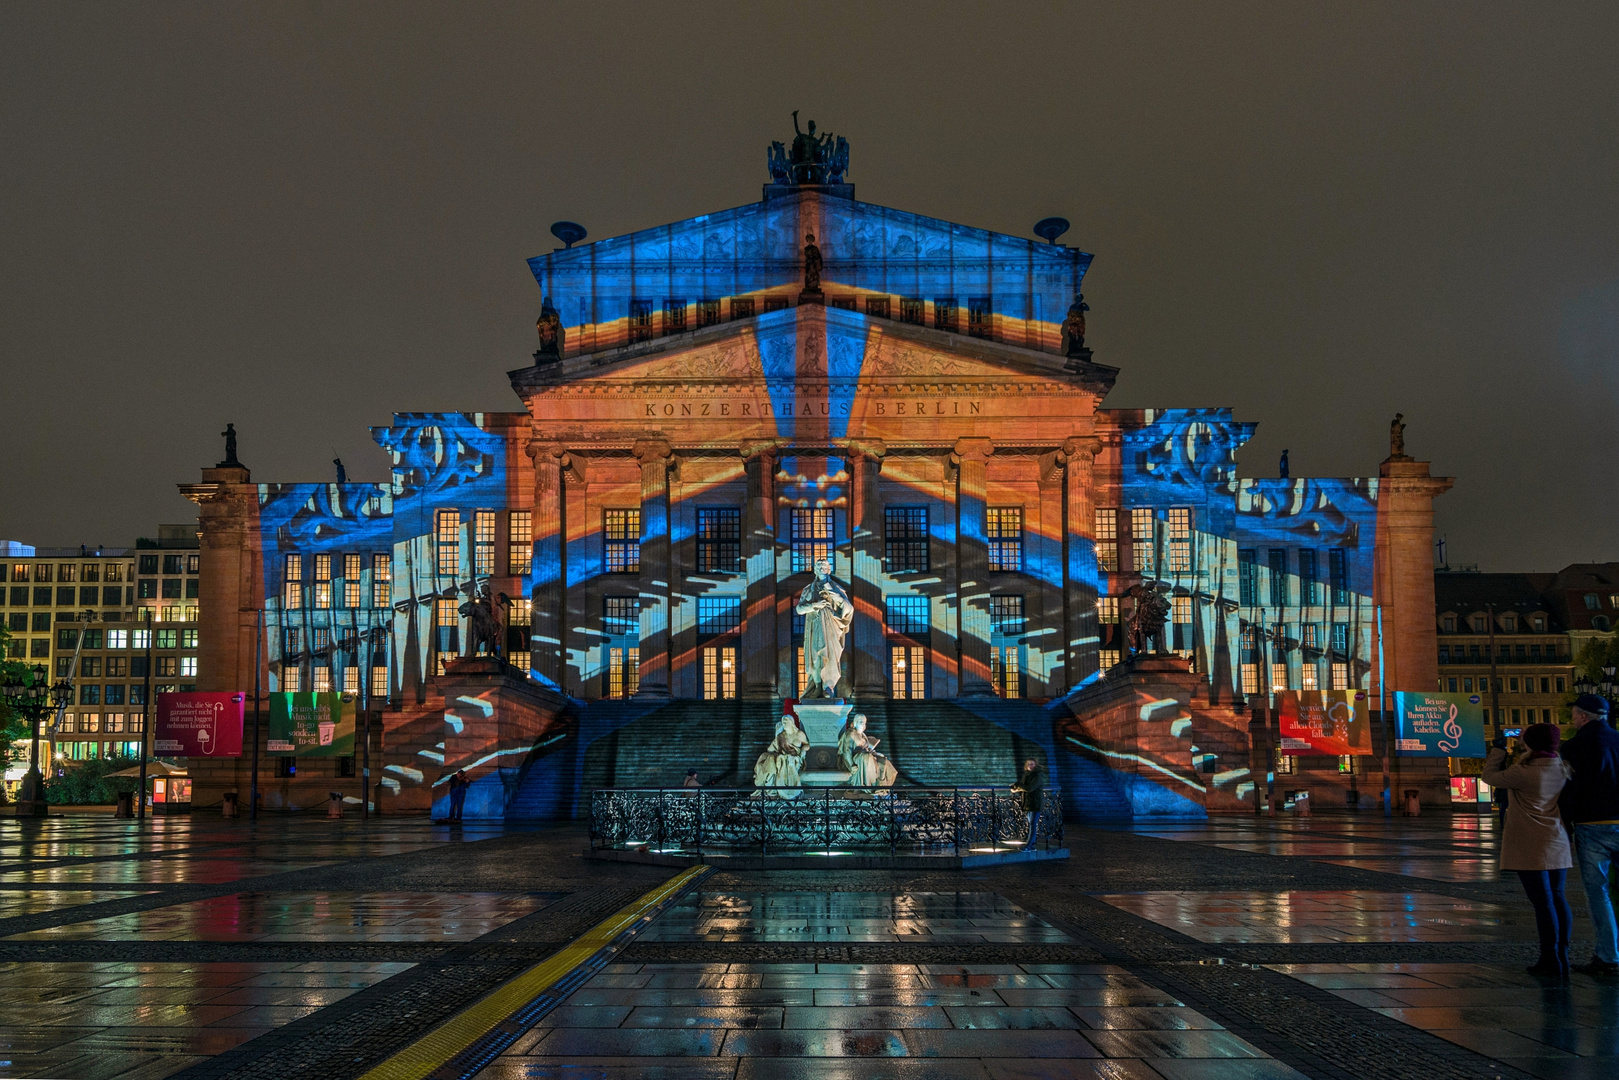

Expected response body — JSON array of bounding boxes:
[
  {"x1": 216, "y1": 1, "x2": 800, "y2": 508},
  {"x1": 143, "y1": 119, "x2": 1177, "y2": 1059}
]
[{"x1": 182, "y1": 124, "x2": 1453, "y2": 820}]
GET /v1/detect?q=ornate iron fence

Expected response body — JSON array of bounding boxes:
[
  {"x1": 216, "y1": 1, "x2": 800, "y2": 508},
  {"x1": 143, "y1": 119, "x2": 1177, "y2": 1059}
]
[{"x1": 589, "y1": 786, "x2": 1063, "y2": 857}]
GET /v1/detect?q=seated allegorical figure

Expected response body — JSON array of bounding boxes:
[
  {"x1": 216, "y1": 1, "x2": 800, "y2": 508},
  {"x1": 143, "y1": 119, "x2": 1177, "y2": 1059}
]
[
  {"x1": 753, "y1": 711, "x2": 810, "y2": 790},
  {"x1": 837, "y1": 713, "x2": 897, "y2": 788}
]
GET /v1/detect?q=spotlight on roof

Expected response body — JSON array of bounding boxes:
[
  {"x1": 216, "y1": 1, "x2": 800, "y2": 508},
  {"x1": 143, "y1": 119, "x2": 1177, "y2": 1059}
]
[
  {"x1": 550, "y1": 221, "x2": 587, "y2": 249},
  {"x1": 1033, "y1": 217, "x2": 1070, "y2": 244}
]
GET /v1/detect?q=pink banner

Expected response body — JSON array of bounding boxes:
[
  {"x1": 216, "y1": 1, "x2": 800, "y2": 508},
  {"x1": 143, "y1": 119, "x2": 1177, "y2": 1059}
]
[{"x1": 155, "y1": 692, "x2": 245, "y2": 757}]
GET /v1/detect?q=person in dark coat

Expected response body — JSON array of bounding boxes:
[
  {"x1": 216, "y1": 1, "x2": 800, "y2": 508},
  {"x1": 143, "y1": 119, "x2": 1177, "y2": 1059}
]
[
  {"x1": 448, "y1": 769, "x2": 469, "y2": 822},
  {"x1": 1562, "y1": 693, "x2": 1619, "y2": 976},
  {"x1": 1013, "y1": 758, "x2": 1045, "y2": 847},
  {"x1": 1484, "y1": 723, "x2": 1574, "y2": 979}
]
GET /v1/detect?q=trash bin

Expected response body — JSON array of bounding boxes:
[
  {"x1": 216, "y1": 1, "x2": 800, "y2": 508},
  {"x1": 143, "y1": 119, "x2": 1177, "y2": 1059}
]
[
  {"x1": 1346, "y1": 787, "x2": 1360, "y2": 809},
  {"x1": 115, "y1": 791, "x2": 134, "y2": 819},
  {"x1": 327, "y1": 791, "x2": 344, "y2": 818},
  {"x1": 1293, "y1": 790, "x2": 1311, "y2": 816},
  {"x1": 1403, "y1": 789, "x2": 1421, "y2": 817},
  {"x1": 222, "y1": 792, "x2": 239, "y2": 818}
]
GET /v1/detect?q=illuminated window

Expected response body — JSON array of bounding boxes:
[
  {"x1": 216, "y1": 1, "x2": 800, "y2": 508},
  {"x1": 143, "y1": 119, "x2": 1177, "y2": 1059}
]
[
  {"x1": 696, "y1": 508, "x2": 741, "y2": 573},
  {"x1": 1331, "y1": 661, "x2": 1349, "y2": 690},
  {"x1": 1099, "y1": 649, "x2": 1121, "y2": 670},
  {"x1": 899, "y1": 297, "x2": 924, "y2": 325},
  {"x1": 891, "y1": 644, "x2": 927, "y2": 699},
  {"x1": 990, "y1": 646, "x2": 1022, "y2": 699},
  {"x1": 313, "y1": 666, "x2": 331, "y2": 693},
  {"x1": 701, "y1": 645, "x2": 737, "y2": 700},
  {"x1": 604, "y1": 597, "x2": 638, "y2": 636},
  {"x1": 343, "y1": 553, "x2": 362, "y2": 608},
  {"x1": 791, "y1": 509, "x2": 834, "y2": 574},
  {"x1": 1095, "y1": 508, "x2": 1119, "y2": 572},
  {"x1": 436, "y1": 511, "x2": 460, "y2": 577},
  {"x1": 967, "y1": 296, "x2": 992, "y2": 339},
  {"x1": 343, "y1": 666, "x2": 360, "y2": 694},
  {"x1": 608, "y1": 647, "x2": 639, "y2": 699},
  {"x1": 435, "y1": 598, "x2": 458, "y2": 672},
  {"x1": 1130, "y1": 508, "x2": 1155, "y2": 575},
  {"x1": 508, "y1": 511, "x2": 531, "y2": 576},
  {"x1": 990, "y1": 595, "x2": 1026, "y2": 635},
  {"x1": 866, "y1": 296, "x2": 890, "y2": 319},
  {"x1": 986, "y1": 508, "x2": 1023, "y2": 572},
  {"x1": 1271, "y1": 662, "x2": 1288, "y2": 690},
  {"x1": 1241, "y1": 663, "x2": 1259, "y2": 695},
  {"x1": 604, "y1": 510, "x2": 641, "y2": 573},
  {"x1": 1331, "y1": 622, "x2": 1349, "y2": 653},
  {"x1": 1301, "y1": 623, "x2": 1319, "y2": 650},
  {"x1": 796, "y1": 646, "x2": 806, "y2": 696},
  {"x1": 474, "y1": 511, "x2": 497, "y2": 576},
  {"x1": 697, "y1": 299, "x2": 722, "y2": 327},
  {"x1": 1098, "y1": 596, "x2": 1120, "y2": 624},
  {"x1": 1276, "y1": 750, "x2": 1295, "y2": 775},
  {"x1": 371, "y1": 665, "x2": 389, "y2": 698},
  {"x1": 283, "y1": 555, "x2": 303, "y2": 608},
  {"x1": 372, "y1": 554, "x2": 391, "y2": 608},
  {"x1": 664, "y1": 298, "x2": 687, "y2": 335},
  {"x1": 1301, "y1": 663, "x2": 1319, "y2": 691},
  {"x1": 696, "y1": 596, "x2": 741, "y2": 636},
  {"x1": 885, "y1": 596, "x2": 930, "y2": 636},
  {"x1": 313, "y1": 554, "x2": 333, "y2": 610},
  {"x1": 180, "y1": 657, "x2": 197, "y2": 678},
  {"x1": 730, "y1": 297, "x2": 754, "y2": 320},
  {"x1": 933, "y1": 297, "x2": 957, "y2": 332},
  {"x1": 1167, "y1": 508, "x2": 1192, "y2": 572},
  {"x1": 884, "y1": 507, "x2": 929, "y2": 573},
  {"x1": 58, "y1": 563, "x2": 76, "y2": 582},
  {"x1": 628, "y1": 298, "x2": 655, "y2": 343}
]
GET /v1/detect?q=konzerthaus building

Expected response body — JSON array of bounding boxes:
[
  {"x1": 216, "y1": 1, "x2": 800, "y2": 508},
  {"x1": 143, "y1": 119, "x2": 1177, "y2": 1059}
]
[{"x1": 182, "y1": 125, "x2": 1452, "y2": 820}]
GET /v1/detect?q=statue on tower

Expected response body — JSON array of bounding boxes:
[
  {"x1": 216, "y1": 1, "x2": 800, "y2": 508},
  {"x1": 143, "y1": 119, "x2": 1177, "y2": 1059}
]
[
  {"x1": 535, "y1": 297, "x2": 565, "y2": 362},
  {"x1": 767, "y1": 112, "x2": 850, "y2": 186},
  {"x1": 1063, "y1": 293, "x2": 1091, "y2": 361},
  {"x1": 796, "y1": 558, "x2": 853, "y2": 698},
  {"x1": 802, "y1": 232, "x2": 824, "y2": 296},
  {"x1": 1126, "y1": 583, "x2": 1172, "y2": 657},
  {"x1": 1389, "y1": 413, "x2": 1408, "y2": 459},
  {"x1": 218, "y1": 423, "x2": 241, "y2": 468}
]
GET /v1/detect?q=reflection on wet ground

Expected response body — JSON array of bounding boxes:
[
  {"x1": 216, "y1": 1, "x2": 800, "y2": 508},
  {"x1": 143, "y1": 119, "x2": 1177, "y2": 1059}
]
[
  {"x1": 642, "y1": 891, "x2": 1072, "y2": 944},
  {"x1": 1096, "y1": 890, "x2": 1517, "y2": 944}
]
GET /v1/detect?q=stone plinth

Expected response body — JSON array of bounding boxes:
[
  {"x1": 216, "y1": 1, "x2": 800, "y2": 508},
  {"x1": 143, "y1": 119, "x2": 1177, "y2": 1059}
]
[
  {"x1": 435, "y1": 657, "x2": 570, "y2": 820},
  {"x1": 796, "y1": 701, "x2": 853, "y2": 785}
]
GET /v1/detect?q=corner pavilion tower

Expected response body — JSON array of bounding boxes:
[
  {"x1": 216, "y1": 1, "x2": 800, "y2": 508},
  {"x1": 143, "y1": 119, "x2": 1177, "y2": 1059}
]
[{"x1": 183, "y1": 125, "x2": 1452, "y2": 819}]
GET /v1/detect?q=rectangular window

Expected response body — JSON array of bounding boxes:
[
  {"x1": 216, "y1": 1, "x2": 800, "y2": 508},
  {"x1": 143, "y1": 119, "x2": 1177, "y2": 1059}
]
[
  {"x1": 1331, "y1": 661, "x2": 1349, "y2": 690},
  {"x1": 80, "y1": 684, "x2": 100, "y2": 705},
  {"x1": 697, "y1": 299, "x2": 722, "y2": 327},
  {"x1": 1297, "y1": 550, "x2": 1318, "y2": 605},
  {"x1": 472, "y1": 510, "x2": 496, "y2": 576},
  {"x1": 1166, "y1": 508, "x2": 1192, "y2": 573},
  {"x1": 106, "y1": 656, "x2": 128, "y2": 677},
  {"x1": 508, "y1": 511, "x2": 531, "y2": 576},
  {"x1": 990, "y1": 646, "x2": 1022, "y2": 699},
  {"x1": 180, "y1": 657, "x2": 197, "y2": 678},
  {"x1": 730, "y1": 297, "x2": 755, "y2": 320},
  {"x1": 36, "y1": 563, "x2": 54, "y2": 582},
  {"x1": 1556, "y1": 676, "x2": 1566, "y2": 693},
  {"x1": 664, "y1": 298, "x2": 687, "y2": 335},
  {"x1": 1301, "y1": 663, "x2": 1320, "y2": 691},
  {"x1": 695, "y1": 508, "x2": 741, "y2": 574},
  {"x1": 629, "y1": 298, "x2": 655, "y2": 342},
  {"x1": 435, "y1": 598, "x2": 458, "y2": 671},
  {"x1": 436, "y1": 511, "x2": 460, "y2": 577},
  {"x1": 57, "y1": 627, "x2": 78, "y2": 650},
  {"x1": 764, "y1": 296, "x2": 791, "y2": 313},
  {"x1": 283, "y1": 555, "x2": 303, "y2": 607},
  {"x1": 162, "y1": 555, "x2": 182, "y2": 575},
  {"x1": 310, "y1": 553, "x2": 331, "y2": 610},
  {"x1": 1301, "y1": 623, "x2": 1319, "y2": 651},
  {"x1": 986, "y1": 507, "x2": 1023, "y2": 572},
  {"x1": 78, "y1": 586, "x2": 96, "y2": 605},
  {"x1": 34, "y1": 585, "x2": 52, "y2": 604},
  {"x1": 66, "y1": 584, "x2": 86, "y2": 604},
  {"x1": 1331, "y1": 622, "x2": 1348, "y2": 654},
  {"x1": 885, "y1": 596, "x2": 930, "y2": 636},
  {"x1": 967, "y1": 296, "x2": 992, "y2": 339},
  {"x1": 138, "y1": 555, "x2": 158, "y2": 575},
  {"x1": 830, "y1": 295, "x2": 856, "y2": 311},
  {"x1": 933, "y1": 297, "x2": 957, "y2": 332},
  {"x1": 604, "y1": 596, "x2": 639, "y2": 637},
  {"x1": 891, "y1": 644, "x2": 927, "y2": 699},
  {"x1": 884, "y1": 507, "x2": 929, "y2": 573},
  {"x1": 342, "y1": 665, "x2": 359, "y2": 694},
  {"x1": 372, "y1": 554, "x2": 391, "y2": 608},
  {"x1": 371, "y1": 664, "x2": 389, "y2": 698},
  {"x1": 1238, "y1": 549, "x2": 1258, "y2": 606},
  {"x1": 990, "y1": 595, "x2": 1026, "y2": 635},
  {"x1": 1272, "y1": 662, "x2": 1289, "y2": 691},
  {"x1": 342, "y1": 553, "x2": 362, "y2": 608},
  {"x1": 1099, "y1": 648, "x2": 1121, "y2": 670},
  {"x1": 1268, "y1": 549, "x2": 1288, "y2": 607},
  {"x1": 79, "y1": 656, "x2": 100, "y2": 677},
  {"x1": 59, "y1": 563, "x2": 78, "y2": 582},
  {"x1": 865, "y1": 296, "x2": 890, "y2": 319},
  {"x1": 156, "y1": 628, "x2": 178, "y2": 649},
  {"x1": 899, "y1": 297, "x2": 924, "y2": 325},
  {"x1": 791, "y1": 509, "x2": 834, "y2": 574},
  {"x1": 604, "y1": 509, "x2": 641, "y2": 574},
  {"x1": 1173, "y1": 595, "x2": 1193, "y2": 626},
  {"x1": 1130, "y1": 508, "x2": 1155, "y2": 575},
  {"x1": 1095, "y1": 508, "x2": 1119, "y2": 572},
  {"x1": 33, "y1": 612, "x2": 50, "y2": 632},
  {"x1": 607, "y1": 646, "x2": 640, "y2": 699},
  {"x1": 1097, "y1": 596, "x2": 1120, "y2": 624},
  {"x1": 1329, "y1": 548, "x2": 1348, "y2": 604},
  {"x1": 701, "y1": 645, "x2": 737, "y2": 700},
  {"x1": 1241, "y1": 663, "x2": 1259, "y2": 695},
  {"x1": 696, "y1": 596, "x2": 741, "y2": 636}
]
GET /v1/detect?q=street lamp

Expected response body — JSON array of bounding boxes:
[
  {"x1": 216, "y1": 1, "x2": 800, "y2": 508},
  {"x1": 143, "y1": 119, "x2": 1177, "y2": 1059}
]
[
  {"x1": 2, "y1": 664, "x2": 72, "y2": 817},
  {"x1": 1602, "y1": 664, "x2": 1618, "y2": 714}
]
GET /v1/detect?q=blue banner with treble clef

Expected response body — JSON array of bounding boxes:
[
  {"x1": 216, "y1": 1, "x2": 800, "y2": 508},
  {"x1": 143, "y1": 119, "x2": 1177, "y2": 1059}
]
[{"x1": 1394, "y1": 691, "x2": 1486, "y2": 757}]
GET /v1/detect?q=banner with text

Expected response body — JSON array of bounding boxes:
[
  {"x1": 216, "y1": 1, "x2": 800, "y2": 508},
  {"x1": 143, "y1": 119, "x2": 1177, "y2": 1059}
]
[
  {"x1": 1394, "y1": 691, "x2": 1486, "y2": 758},
  {"x1": 267, "y1": 692, "x2": 355, "y2": 757},
  {"x1": 154, "y1": 692, "x2": 245, "y2": 756},
  {"x1": 1277, "y1": 690, "x2": 1373, "y2": 755}
]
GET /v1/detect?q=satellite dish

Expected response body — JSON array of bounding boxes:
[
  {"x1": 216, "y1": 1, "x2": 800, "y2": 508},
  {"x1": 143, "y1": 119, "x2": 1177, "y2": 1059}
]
[
  {"x1": 1033, "y1": 217, "x2": 1070, "y2": 244},
  {"x1": 550, "y1": 221, "x2": 587, "y2": 249}
]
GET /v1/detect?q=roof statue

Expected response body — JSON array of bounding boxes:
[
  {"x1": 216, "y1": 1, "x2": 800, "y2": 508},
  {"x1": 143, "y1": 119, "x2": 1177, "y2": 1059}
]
[
  {"x1": 1390, "y1": 413, "x2": 1408, "y2": 459},
  {"x1": 218, "y1": 423, "x2": 241, "y2": 468},
  {"x1": 768, "y1": 111, "x2": 849, "y2": 186},
  {"x1": 534, "y1": 296, "x2": 564, "y2": 362}
]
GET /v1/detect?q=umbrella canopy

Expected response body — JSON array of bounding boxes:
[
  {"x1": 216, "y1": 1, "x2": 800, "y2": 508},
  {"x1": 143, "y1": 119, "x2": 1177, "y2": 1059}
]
[{"x1": 105, "y1": 760, "x2": 187, "y2": 779}]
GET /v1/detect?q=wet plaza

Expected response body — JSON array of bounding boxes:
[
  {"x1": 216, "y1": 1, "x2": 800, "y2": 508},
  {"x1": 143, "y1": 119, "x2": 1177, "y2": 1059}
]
[{"x1": 0, "y1": 811, "x2": 1614, "y2": 1079}]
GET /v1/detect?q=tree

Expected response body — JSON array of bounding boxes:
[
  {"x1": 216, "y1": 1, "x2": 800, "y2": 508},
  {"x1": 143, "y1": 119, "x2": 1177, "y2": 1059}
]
[
  {"x1": 0, "y1": 625, "x2": 32, "y2": 767},
  {"x1": 1575, "y1": 635, "x2": 1619, "y2": 687}
]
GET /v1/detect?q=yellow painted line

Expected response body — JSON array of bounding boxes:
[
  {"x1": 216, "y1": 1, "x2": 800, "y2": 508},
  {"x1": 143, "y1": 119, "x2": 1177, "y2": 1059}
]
[{"x1": 359, "y1": 865, "x2": 707, "y2": 1080}]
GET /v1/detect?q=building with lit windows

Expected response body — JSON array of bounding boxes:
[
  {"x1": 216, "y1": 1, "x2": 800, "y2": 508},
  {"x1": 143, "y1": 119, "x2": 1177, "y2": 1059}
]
[{"x1": 181, "y1": 130, "x2": 1451, "y2": 819}]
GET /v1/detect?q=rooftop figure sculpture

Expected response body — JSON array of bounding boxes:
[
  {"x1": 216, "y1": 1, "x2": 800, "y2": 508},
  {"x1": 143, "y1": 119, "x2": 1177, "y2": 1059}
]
[
  {"x1": 218, "y1": 423, "x2": 240, "y2": 468},
  {"x1": 802, "y1": 232, "x2": 823, "y2": 295},
  {"x1": 535, "y1": 296, "x2": 564, "y2": 361},
  {"x1": 1390, "y1": 413, "x2": 1408, "y2": 459},
  {"x1": 767, "y1": 112, "x2": 850, "y2": 185},
  {"x1": 1063, "y1": 294, "x2": 1091, "y2": 360}
]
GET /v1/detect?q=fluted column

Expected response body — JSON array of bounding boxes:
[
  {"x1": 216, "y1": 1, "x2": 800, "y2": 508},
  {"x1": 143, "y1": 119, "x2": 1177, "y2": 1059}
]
[
  {"x1": 526, "y1": 440, "x2": 567, "y2": 690},
  {"x1": 633, "y1": 440, "x2": 675, "y2": 699},
  {"x1": 953, "y1": 437, "x2": 995, "y2": 697},
  {"x1": 740, "y1": 440, "x2": 781, "y2": 699},
  {"x1": 1061, "y1": 436, "x2": 1101, "y2": 694},
  {"x1": 848, "y1": 439, "x2": 887, "y2": 700}
]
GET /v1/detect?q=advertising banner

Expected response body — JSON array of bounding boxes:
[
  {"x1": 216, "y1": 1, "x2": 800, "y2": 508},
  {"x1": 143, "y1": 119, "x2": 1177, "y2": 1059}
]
[
  {"x1": 154, "y1": 692, "x2": 246, "y2": 756},
  {"x1": 1277, "y1": 690, "x2": 1373, "y2": 755},
  {"x1": 1394, "y1": 691, "x2": 1485, "y2": 758},
  {"x1": 267, "y1": 692, "x2": 355, "y2": 757}
]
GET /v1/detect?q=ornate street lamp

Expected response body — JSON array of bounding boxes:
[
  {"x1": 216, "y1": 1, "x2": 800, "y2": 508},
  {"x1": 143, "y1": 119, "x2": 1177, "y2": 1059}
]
[
  {"x1": 1603, "y1": 664, "x2": 1618, "y2": 715},
  {"x1": 2, "y1": 664, "x2": 72, "y2": 817}
]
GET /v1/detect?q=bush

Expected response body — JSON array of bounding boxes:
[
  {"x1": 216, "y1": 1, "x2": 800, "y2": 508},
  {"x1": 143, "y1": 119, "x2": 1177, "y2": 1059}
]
[{"x1": 47, "y1": 758, "x2": 141, "y2": 805}]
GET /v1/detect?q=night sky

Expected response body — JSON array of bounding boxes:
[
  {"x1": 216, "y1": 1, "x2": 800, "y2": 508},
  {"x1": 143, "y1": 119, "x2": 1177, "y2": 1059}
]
[{"x1": 2, "y1": 4, "x2": 1616, "y2": 570}]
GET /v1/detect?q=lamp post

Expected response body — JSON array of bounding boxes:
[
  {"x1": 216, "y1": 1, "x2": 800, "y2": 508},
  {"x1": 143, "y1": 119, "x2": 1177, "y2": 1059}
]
[
  {"x1": 2, "y1": 664, "x2": 72, "y2": 817},
  {"x1": 1577, "y1": 665, "x2": 1619, "y2": 717}
]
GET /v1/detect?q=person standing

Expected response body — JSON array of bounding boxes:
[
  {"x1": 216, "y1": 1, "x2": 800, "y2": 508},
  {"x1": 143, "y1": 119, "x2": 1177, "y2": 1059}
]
[
  {"x1": 1483, "y1": 723, "x2": 1574, "y2": 979},
  {"x1": 448, "y1": 769, "x2": 469, "y2": 822},
  {"x1": 682, "y1": 768, "x2": 702, "y2": 794},
  {"x1": 1013, "y1": 759, "x2": 1045, "y2": 847},
  {"x1": 1562, "y1": 693, "x2": 1619, "y2": 976}
]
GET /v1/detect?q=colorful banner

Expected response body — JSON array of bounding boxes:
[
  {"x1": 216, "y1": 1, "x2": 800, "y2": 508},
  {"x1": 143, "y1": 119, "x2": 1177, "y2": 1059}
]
[
  {"x1": 1394, "y1": 691, "x2": 1485, "y2": 758},
  {"x1": 267, "y1": 692, "x2": 355, "y2": 757},
  {"x1": 154, "y1": 692, "x2": 246, "y2": 756},
  {"x1": 1277, "y1": 690, "x2": 1373, "y2": 755}
]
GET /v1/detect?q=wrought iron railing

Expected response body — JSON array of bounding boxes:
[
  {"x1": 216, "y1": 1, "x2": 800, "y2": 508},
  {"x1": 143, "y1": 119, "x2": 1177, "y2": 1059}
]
[{"x1": 589, "y1": 786, "x2": 1063, "y2": 857}]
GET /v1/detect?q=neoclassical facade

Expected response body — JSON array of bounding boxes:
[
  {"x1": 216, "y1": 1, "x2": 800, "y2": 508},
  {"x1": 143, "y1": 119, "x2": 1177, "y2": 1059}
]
[{"x1": 183, "y1": 143, "x2": 1450, "y2": 817}]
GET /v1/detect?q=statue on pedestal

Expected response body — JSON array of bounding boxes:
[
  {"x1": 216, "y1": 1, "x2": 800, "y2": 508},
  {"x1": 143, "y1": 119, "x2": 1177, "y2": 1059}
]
[
  {"x1": 1126, "y1": 583, "x2": 1172, "y2": 656},
  {"x1": 796, "y1": 558, "x2": 853, "y2": 698},
  {"x1": 837, "y1": 713, "x2": 897, "y2": 788},
  {"x1": 218, "y1": 423, "x2": 241, "y2": 468},
  {"x1": 535, "y1": 297, "x2": 564, "y2": 361},
  {"x1": 1389, "y1": 413, "x2": 1407, "y2": 459},
  {"x1": 752, "y1": 708, "x2": 810, "y2": 792},
  {"x1": 1062, "y1": 294, "x2": 1090, "y2": 358},
  {"x1": 802, "y1": 232, "x2": 823, "y2": 295},
  {"x1": 459, "y1": 581, "x2": 504, "y2": 658}
]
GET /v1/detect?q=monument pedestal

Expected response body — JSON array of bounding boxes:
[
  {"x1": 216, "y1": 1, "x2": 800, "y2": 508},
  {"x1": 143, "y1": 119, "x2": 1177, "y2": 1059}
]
[{"x1": 795, "y1": 701, "x2": 853, "y2": 786}]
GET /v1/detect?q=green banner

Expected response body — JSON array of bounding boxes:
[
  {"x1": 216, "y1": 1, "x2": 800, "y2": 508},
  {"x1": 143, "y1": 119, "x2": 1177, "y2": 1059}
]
[
  {"x1": 267, "y1": 692, "x2": 355, "y2": 757},
  {"x1": 1394, "y1": 691, "x2": 1486, "y2": 758}
]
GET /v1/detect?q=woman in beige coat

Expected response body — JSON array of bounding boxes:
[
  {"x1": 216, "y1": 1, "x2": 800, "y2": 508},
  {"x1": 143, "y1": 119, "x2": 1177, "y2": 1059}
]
[{"x1": 1482, "y1": 722, "x2": 1574, "y2": 979}]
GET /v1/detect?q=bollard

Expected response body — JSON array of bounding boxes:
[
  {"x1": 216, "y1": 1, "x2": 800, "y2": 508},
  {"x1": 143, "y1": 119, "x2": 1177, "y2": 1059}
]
[
  {"x1": 221, "y1": 792, "x2": 238, "y2": 818},
  {"x1": 115, "y1": 791, "x2": 134, "y2": 819},
  {"x1": 327, "y1": 791, "x2": 344, "y2": 818},
  {"x1": 1403, "y1": 789, "x2": 1421, "y2": 817}
]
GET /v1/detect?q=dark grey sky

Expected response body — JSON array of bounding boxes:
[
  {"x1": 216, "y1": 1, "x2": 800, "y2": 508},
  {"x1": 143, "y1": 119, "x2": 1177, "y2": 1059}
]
[{"x1": 2, "y1": 3, "x2": 1616, "y2": 570}]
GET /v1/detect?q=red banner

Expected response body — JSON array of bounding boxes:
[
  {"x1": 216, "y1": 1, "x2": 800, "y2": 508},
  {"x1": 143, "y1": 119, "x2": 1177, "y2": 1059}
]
[
  {"x1": 155, "y1": 692, "x2": 246, "y2": 757},
  {"x1": 1277, "y1": 690, "x2": 1373, "y2": 755}
]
